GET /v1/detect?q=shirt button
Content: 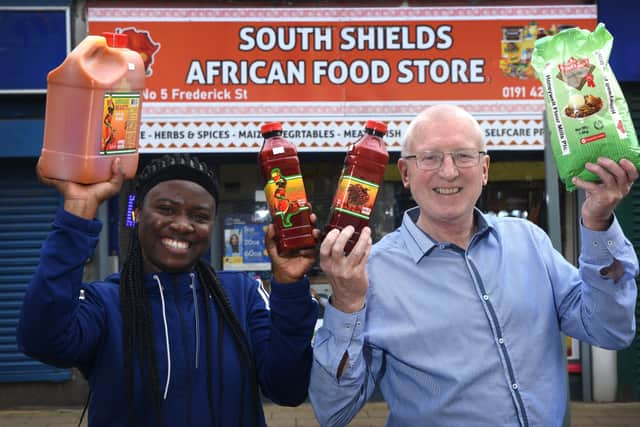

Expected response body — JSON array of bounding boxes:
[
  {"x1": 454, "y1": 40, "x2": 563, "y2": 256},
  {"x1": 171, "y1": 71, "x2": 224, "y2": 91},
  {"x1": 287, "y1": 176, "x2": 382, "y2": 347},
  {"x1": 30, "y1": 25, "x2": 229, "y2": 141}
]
[
  {"x1": 512, "y1": 383, "x2": 519, "y2": 390},
  {"x1": 607, "y1": 240, "x2": 613, "y2": 246},
  {"x1": 356, "y1": 321, "x2": 361, "y2": 326},
  {"x1": 498, "y1": 338, "x2": 504, "y2": 344},
  {"x1": 483, "y1": 294, "x2": 489, "y2": 301}
]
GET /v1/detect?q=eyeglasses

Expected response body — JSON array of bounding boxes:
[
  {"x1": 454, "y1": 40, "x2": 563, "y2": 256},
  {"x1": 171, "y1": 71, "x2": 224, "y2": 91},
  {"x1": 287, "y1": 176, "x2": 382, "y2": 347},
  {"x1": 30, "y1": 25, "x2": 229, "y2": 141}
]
[{"x1": 402, "y1": 149, "x2": 486, "y2": 170}]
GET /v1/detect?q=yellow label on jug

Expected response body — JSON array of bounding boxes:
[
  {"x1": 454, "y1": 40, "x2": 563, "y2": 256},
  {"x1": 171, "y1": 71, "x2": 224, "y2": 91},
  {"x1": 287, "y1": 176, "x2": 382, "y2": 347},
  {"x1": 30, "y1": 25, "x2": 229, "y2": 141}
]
[
  {"x1": 331, "y1": 175, "x2": 379, "y2": 220},
  {"x1": 264, "y1": 168, "x2": 310, "y2": 228},
  {"x1": 101, "y1": 92, "x2": 140, "y2": 155}
]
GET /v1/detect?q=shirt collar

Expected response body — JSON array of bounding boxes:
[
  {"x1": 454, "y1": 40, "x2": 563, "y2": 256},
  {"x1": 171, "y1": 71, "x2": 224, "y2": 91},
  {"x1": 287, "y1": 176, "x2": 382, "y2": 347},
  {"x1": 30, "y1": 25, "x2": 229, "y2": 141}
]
[{"x1": 400, "y1": 206, "x2": 494, "y2": 263}]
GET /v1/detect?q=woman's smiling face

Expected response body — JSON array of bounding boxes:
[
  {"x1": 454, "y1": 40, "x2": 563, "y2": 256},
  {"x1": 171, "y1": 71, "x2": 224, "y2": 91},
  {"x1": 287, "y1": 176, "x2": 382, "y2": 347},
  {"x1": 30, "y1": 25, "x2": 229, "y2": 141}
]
[{"x1": 136, "y1": 179, "x2": 216, "y2": 274}]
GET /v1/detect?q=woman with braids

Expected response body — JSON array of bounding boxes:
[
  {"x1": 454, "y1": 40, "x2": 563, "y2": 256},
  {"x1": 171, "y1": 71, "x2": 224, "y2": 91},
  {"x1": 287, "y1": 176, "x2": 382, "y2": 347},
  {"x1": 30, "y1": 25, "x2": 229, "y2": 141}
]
[{"x1": 17, "y1": 154, "x2": 319, "y2": 426}]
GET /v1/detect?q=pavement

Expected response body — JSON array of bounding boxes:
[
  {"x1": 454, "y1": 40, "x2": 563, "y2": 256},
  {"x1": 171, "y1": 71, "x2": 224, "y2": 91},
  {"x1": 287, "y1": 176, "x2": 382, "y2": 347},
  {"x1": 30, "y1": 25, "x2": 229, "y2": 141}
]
[{"x1": 1, "y1": 401, "x2": 640, "y2": 427}]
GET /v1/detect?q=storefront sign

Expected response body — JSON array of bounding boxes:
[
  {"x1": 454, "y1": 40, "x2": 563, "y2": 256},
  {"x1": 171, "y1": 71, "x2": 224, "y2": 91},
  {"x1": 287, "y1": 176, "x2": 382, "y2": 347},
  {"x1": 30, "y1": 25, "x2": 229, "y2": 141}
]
[{"x1": 88, "y1": 5, "x2": 596, "y2": 151}]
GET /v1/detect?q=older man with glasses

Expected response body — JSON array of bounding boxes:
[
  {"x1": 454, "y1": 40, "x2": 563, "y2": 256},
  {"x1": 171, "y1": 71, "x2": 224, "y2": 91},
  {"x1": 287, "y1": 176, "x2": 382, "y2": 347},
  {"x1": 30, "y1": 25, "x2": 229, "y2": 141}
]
[{"x1": 310, "y1": 104, "x2": 639, "y2": 427}]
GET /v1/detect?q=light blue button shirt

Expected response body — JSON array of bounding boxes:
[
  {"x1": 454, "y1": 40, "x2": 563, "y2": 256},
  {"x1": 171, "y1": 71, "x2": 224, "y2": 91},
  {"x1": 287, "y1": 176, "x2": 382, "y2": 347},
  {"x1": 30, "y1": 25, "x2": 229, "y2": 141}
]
[{"x1": 310, "y1": 207, "x2": 638, "y2": 427}]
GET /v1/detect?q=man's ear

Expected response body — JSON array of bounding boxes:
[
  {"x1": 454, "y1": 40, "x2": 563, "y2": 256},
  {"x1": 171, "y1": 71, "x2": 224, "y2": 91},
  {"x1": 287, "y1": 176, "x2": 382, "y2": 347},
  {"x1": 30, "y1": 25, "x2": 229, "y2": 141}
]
[
  {"x1": 482, "y1": 154, "x2": 490, "y2": 186},
  {"x1": 398, "y1": 158, "x2": 410, "y2": 189}
]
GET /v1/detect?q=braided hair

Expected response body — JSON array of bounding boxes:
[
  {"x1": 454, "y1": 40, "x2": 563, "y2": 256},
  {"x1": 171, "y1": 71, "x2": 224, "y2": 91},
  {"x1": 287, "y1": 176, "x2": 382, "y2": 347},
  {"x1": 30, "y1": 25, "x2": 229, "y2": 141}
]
[{"x1": 120, "y1": 154, "x2": 260, "y2": 426}]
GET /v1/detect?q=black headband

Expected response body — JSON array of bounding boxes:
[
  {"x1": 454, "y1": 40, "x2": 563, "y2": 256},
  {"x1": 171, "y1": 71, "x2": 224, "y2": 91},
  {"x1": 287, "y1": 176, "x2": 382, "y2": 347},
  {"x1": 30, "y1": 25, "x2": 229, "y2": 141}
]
[{"x1": 135, "y1": 162, "x2": 219, "y2": 208}]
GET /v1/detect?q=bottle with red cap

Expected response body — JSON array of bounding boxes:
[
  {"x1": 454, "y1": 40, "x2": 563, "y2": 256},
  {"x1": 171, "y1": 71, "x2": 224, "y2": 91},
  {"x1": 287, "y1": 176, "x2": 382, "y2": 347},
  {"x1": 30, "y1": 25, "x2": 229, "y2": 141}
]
[
  {"x1": 259, "y1": 122, "x2": 315, "y2": 253},
  {"x1": 325, "y1": 120, "x2": 389, "y2": 254},
  {"x1": 39, "y1": 32, "x2": 145, "y2": 184}
]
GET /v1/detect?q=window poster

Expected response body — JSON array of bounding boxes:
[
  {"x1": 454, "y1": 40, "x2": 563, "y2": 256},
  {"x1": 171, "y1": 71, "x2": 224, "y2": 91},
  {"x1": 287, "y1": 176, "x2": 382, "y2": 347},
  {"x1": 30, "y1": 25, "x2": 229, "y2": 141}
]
[{"x1": 223, "y1": 214, "x2": 270, "y2": 271}]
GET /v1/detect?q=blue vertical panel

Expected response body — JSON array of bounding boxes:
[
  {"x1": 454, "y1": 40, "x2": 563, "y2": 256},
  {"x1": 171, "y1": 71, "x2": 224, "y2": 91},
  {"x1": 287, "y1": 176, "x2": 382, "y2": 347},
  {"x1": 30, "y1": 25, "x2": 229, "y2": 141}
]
[
  {"x1": 0, "y1": 6, "x2": 70, "y2": 93},
  {"x1": 598, "y1": 0, "x2": 640, "y2": 82},
  {"x1": 0, "y1": 119, "x2": 45, "y2": 158},
  {"x1": 0, "y1": 173, "x2": 70, "y2": 382}
]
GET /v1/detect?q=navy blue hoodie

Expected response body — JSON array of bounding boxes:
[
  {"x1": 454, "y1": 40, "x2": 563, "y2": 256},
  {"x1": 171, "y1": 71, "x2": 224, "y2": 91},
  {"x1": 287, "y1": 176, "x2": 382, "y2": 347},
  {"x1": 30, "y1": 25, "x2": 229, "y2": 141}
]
[{"x1": 17, "y1": 209, "x2": 318, "y2": 426}]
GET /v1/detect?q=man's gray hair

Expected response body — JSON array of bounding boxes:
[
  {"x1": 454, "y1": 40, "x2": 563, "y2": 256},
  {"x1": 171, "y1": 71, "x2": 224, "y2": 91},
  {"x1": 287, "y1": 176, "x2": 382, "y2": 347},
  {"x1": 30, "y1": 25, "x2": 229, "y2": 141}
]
[{"x1": 401, "y1": 104, "x2": 485, "y2": 156}]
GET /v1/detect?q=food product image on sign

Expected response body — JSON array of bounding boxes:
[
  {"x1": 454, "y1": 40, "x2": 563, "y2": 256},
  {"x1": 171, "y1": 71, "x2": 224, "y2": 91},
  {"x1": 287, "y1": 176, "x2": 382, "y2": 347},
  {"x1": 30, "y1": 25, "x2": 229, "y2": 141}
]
[{"x1": 531, "y1": 23, "x2": 640, "y2": 190}]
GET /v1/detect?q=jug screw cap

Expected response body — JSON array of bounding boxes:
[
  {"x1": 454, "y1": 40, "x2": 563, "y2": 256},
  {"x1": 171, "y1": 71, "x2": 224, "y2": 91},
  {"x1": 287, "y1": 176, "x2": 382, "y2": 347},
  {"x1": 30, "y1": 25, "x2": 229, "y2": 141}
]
[{"x1": 102, "y1": 32, "x2": 128, "y2": 48}]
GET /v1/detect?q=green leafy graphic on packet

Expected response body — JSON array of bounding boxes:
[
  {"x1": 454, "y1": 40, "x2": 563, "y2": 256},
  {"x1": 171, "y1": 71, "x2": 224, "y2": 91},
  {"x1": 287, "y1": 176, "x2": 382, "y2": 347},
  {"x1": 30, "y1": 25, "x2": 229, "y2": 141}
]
[{"x1": 531, "y1": 23, "x2": 640, "y2": 191}]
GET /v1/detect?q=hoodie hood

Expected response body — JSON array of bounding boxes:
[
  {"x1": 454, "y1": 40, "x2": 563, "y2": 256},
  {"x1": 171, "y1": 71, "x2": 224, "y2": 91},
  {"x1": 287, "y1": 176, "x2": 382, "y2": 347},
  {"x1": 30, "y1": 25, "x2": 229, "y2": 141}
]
[{"x1": 107, "y1": 271, "x2": 204, "y2": 296}]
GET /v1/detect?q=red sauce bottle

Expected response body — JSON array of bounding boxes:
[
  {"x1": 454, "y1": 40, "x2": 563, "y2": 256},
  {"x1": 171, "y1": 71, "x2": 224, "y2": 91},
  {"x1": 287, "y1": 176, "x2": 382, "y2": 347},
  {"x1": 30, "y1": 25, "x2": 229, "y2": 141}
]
[
  {"x1": 259, "y1": 122, "x2": 315, "y2": 253},
  {"x1": 326, "y1": 120, "x2": 389, "y2": 254}
]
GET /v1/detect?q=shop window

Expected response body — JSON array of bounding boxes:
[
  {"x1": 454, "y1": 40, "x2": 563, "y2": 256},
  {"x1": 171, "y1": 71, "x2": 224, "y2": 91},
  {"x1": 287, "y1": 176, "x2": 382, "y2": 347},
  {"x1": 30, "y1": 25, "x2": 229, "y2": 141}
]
[{"x1": 480, "y1": 180, "x2": 547, "y2": 230}]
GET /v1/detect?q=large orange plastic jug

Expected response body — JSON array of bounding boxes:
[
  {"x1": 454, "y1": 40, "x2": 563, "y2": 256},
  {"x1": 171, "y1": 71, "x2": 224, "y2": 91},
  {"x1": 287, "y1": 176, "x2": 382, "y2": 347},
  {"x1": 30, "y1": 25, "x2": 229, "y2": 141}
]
[{"x1": 40, "y1": 32, "x2": 145, "y2": 184}]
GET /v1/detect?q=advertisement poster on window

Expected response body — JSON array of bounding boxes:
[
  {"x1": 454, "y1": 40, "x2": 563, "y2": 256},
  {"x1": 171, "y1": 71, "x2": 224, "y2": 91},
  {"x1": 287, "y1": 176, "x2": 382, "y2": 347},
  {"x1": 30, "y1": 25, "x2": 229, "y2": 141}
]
[
  {"x1": 88, "y1": 5, "x2": 596, "y2": 151},
  {"x1": 223, "y1": 215, "x2": 270, "y2": 271}
]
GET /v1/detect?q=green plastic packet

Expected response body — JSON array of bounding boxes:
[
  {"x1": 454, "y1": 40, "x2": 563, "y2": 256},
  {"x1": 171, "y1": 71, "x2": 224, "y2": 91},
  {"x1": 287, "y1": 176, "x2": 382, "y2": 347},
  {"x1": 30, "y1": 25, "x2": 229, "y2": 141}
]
[{"x1": 532, "y1": 23, "x2": 640, "y2": 191}]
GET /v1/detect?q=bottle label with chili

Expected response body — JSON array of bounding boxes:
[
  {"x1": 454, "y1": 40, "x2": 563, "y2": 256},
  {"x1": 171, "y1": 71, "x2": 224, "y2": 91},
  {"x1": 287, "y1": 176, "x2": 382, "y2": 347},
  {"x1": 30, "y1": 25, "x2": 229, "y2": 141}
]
[
  {"x1": 331, "y1": 175, "x2": 379, "y2": 220},
  {"x1": 264, "y1": 167, "x2": 310, "y2": 228},
  {"x1": 100, "y1": 91, "x2": 140, "y2": 155}
]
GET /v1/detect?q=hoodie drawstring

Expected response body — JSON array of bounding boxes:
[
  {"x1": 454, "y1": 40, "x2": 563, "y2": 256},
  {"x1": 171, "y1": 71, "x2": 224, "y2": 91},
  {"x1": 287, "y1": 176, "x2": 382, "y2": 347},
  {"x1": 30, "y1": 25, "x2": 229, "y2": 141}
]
[
  {"x1": 153, "y1": 275, "x2": 172, "y2": 400},
  {"x1": 190, "y1": 273, "x2": 200, "y2": 369}
]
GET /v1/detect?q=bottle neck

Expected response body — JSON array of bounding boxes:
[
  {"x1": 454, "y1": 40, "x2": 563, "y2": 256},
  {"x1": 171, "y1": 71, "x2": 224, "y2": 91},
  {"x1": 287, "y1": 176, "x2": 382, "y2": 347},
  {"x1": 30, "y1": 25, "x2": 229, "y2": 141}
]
[
  {"x1": 262, "y1": 130, "x2": 283, "y2": 139},
  {"x1": 365, "y1": 128, "x2": 386, "y2": 138}
]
